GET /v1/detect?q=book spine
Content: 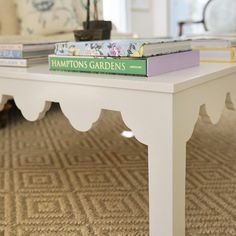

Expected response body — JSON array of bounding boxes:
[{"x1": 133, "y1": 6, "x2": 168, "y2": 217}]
[
  {"x1": 0, "y1": 44, "x2": 23, "y2": 51},
  {"x1": 196, "y1": 48, "x2": 236, "y2": 62},
  {"x1": 147, "y1": 50, "x2": 200, "y2": 76},
  {"x1": 0, "y1": 58, "x2": 27, "y2": 67},
  {"x1": 0, "y1": 50, "x2": 23, "y2": 59},
  {"x1": 49, "y1": 56, "x2": 147, "y2": 76}
]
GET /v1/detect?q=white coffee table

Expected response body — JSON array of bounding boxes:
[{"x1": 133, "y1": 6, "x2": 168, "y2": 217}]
[{"x1": 0, "y1": 63, "x2": 236, "y2": 236}]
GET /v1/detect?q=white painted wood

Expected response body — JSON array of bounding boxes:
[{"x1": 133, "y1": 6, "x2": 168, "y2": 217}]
[
  {"x1": 0, "y1": 63, "x2": 235, "y2": 93},
  {"x1": 1, "y1": 62, "x2": 236, "y2": 235},
  {"x1": 147, "y1": 94, "x2": 186, "y2": 236}
]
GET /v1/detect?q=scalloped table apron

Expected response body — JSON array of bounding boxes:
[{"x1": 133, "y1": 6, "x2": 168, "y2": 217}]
[{"x1": 1, "y1": 63, "x2": 236, "y2": 236}]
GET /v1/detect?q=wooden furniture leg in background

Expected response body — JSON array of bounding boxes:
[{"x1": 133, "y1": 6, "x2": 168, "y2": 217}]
[{"x1": 0, "y1": 102, "x2": 11, "y2": 128}]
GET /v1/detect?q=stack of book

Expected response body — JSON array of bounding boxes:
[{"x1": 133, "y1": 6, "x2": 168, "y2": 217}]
[
  {"x1": 0, "y1": 37, "x2": 61, "y2": 67},
  {"x1": 49, "y1": 38, "x2": 200, "y2": 77},
  {"x1": 191, "y1": 38, "x2": 236, "y2": 63}
]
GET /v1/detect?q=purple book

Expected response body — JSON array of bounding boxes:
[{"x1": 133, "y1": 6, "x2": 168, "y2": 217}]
[{"x1": 147, "y1": 50, "x2": 199, "y2": 76}]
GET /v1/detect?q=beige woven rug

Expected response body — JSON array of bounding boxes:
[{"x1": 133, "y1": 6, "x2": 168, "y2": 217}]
[{"x1": 0, "y1": 103, "x2": 236, "y2": 236}]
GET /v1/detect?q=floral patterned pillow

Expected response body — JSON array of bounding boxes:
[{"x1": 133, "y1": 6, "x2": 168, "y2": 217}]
[{"x1": 15, "y1": 0, "x2": 80, "y2": 35}]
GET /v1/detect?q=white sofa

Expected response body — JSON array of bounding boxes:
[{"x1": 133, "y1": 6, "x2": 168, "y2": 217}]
[
  {"x1": 0, "y1": 0, "x2": 132, "y2": 40},
  {"x1": 0, "y1": 0, "x2": 94, "y2": 40},
  {"x1": 0, "y1": 0, "x2": 89, "y2": 39}
]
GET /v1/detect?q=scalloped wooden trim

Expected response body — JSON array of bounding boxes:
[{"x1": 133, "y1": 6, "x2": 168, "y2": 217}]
[{"x1": 1, "y1": 69, "x2": 236, "y2": 236}]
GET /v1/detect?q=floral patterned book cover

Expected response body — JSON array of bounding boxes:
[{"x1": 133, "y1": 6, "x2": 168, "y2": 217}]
[{"x1": 54, "y1": 39, "x2": 191, "y2": 58}]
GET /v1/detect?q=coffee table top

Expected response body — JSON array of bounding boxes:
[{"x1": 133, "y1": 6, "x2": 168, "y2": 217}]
[{"x1": 0, "y1": 63, "x2": 235, "y2": 93}]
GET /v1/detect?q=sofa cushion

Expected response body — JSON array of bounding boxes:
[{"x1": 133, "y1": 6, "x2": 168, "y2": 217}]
[
  {"x1": 0, "y1": 0, "x2": 104, "y2": 36},
  {"x1": 0, "y1": 0, "x2": 18, "y2": 35},
  {"x1": 15, "y1": 0, "x2": 81, "y2": 36}
]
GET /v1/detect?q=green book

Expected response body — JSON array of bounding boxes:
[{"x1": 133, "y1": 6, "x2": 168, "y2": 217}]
[
  {"x1": 48, "y1": 51, "x2": 199, "y2": 77},
  {"x1": 49, "y1": 55, "x2": 147, "y2": 76}
]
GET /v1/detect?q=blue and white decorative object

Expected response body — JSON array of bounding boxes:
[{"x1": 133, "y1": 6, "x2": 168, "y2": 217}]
[{"x1": 15, "y1": 0, "x2": 80, "y2": 35}]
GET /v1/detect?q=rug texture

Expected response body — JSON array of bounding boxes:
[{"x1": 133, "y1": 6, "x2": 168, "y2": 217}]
[{"x1": 0, "y1": 103, "x2": 236, "y2": 236}]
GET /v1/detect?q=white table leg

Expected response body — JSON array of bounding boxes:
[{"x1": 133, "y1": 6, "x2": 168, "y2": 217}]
[
  {"x1": 117, "y1": 92, "x2": 190, "y2": 236},
  {"x1": 148, "y1": 136, "x2": 186, "y2": 236},
  {"x1": 145, "y1": 91, "x2": 200, "y2": 236}
]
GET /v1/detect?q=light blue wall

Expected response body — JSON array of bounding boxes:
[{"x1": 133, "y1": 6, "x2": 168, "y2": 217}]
[{"x1": 170, "y1": 0, "x2": 208, "y2": 37}]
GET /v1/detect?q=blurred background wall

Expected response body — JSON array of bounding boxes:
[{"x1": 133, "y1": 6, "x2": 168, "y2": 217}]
[{"x1": 103, "y1": 0, "x2": 209, "y2": 38}]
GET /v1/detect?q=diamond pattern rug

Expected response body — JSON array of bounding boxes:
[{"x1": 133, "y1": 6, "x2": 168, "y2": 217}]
[{"x1": 0, "y1": 103, "x2": 236, "y2": 236}]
